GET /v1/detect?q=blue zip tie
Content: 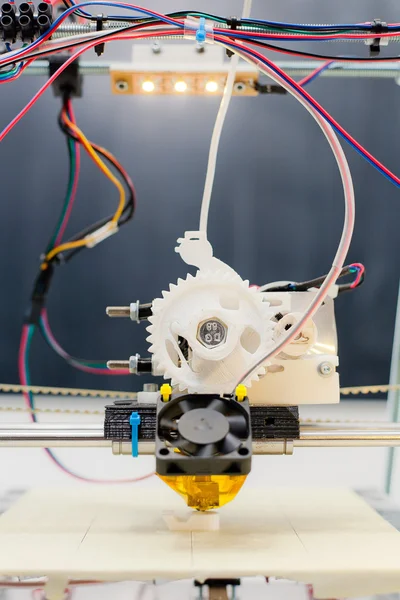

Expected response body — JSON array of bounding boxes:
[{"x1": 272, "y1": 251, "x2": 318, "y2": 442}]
[
  {"x1": 130, "y1": 411, "x2": 141, "y2": 458},
  {"x1": 196, "y1": 17, "x2": 207, "y2": 44}
]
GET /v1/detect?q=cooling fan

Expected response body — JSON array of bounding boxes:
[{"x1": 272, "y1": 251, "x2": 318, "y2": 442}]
[{"x1": 156, "y1": 394, "x2": 252, "y2": 476}]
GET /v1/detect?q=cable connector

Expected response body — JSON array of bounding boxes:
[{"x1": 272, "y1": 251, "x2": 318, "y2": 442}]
[
  {"x1": 94, "y1": 13, "x2": 106, "y2": 57},
  {"x1": 49, "y1": 54, "x2": 82, "y2": 97},
  {"x1": 184, "y1": 16, "x2": 214, "y2": 45},
  {"x1": 84, "y1": 222, "x2": 118, "y2": 248},
  {"x1": 226, "y1": 16, "x2": 241, "y2": 57},
  {"x1": 365, "y1": 18, "x2": 389, "y2": 55},
  {"x1": 254, "y1": 82, "x2": 287, "y2": 95}
]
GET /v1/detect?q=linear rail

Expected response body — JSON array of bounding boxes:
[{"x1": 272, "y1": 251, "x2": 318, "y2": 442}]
[
  {"x1": 1, "y1": 423, "x2": 400, "y2": 454},
  {"x1": 21, "y1": 60, "x2": 400, "y2": 81}
]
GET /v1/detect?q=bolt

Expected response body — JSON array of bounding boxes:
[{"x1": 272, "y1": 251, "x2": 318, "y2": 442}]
[
  {"x1": 106, "y1": 306, "x2": 131, "y2": 317},
  {"x1": 234, "y1": 81, "x2": 246, "y2": 93},
  {"x1": 107, "y1": 360, "x2": 130, "y2": 370},
  {"x1": 116, "y1": 79, "x2": 129, "y2": 92},
  {"x1": 197, "y1": 318, "x2": 227, "y2": 349},
  {"x1": 152, "y1": 41, "x2": 162, "y2": 53},
  {"x1": 319, "y1": 362, "x2": 334, "y2": 377}
]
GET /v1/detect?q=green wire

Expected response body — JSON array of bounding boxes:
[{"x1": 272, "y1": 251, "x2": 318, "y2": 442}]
[
  {"x1": 39, "y1": 317, "x2": 108, "y2": 370},
  {"x1": 47, "y1": 136, "x2": 76, "y2": 251},
  {"x1": 24, "y1": 325, "x2": 36, "y2": 414}
]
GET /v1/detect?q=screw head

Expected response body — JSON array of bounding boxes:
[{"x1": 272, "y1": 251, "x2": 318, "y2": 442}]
[
  {"x1": 116, "y1": 80, "x2": 129, "y2": 92},
  {"x1": 319, "y1": 362, "x2": 334, "y2": 377},
  {"x1": 197, "y1": 318, "x2": 227, "y2": 349}
]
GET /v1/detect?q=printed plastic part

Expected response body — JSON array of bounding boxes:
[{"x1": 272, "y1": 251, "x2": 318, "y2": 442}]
[
  {"x1": 129, "y1": 412, "x2": 141, "y2": 457},
  {"x1": 147, "y1": 270, "x2": 276, "y2": 394},
  {"x1": 175, "y1": 231, "x2": 234, "y2": 274},
  {"x1": 162, "y1": 509, "x2": 220, "y2": 531}
]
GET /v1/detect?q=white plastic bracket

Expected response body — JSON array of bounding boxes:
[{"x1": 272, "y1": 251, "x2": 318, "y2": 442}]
[{"x1": 175, "y1": 230, "x2": 234, "y2": 274}]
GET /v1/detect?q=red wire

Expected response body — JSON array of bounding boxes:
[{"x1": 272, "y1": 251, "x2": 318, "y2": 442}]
[
  {"x1": 0, "y1": 30, "x2": 177, "y2": 143},
  {"x1": 2, "y1": 30, "x2": 400, "y2": 196},
  {"x1": 219, "y1": 37, "x2": 400, "y2": 187},
  {"x1": 18, "y1": 325, "x2": 34, "y2": 415},
  {"x1": 18, "y1": 322, "x2": 155, "y2": 483},
  {"x1": 41, "y1": 309, "x2": 130, "y2": 375},
  {"x1": 350, "y1": 262, "x2": 365, "y2": 288},
  {"x1": 298, "y1": 60, "x2": 334, "y2": 87},
  {"x1": 54, "y1": 101, "x2": 81, "y2": 246}
]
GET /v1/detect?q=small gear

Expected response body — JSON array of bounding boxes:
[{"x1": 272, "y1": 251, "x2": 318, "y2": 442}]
[{"x1": 146, "y1": 270, "x2": 276, "y2": 394}]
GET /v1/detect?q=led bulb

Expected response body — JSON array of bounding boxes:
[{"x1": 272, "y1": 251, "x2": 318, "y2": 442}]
[
  {"x1": 174, "y1": 81, "x2": 188, "y2": 93},
  {"x1": 142, "y1": 80, "x2": 155, "y2": 93},
  {"x1": 205, "y1": 81, "x2": 218, "y2": 93}
]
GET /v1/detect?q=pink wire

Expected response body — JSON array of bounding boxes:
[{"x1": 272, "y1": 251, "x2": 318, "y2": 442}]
[
  {"x1": 350, "y1": 262, "x2": 365, "y2": 288},
  {"x1": 0, "y1": 29, "x2": 399, "y2": 195},
  {"x1": 43, "y1": 448, "x2": 155, "y2": 484},
  {"x1": 40, "y1": 309, "x2": 129, "y2": 375},
  {"x1": 19, "y1": 321, "x2": 155, "y2": 483},
  {"x1": 298, "y1": 60, "x2": 334, "y2": 87},
  {"x1": 0, "y1": 31, "x2": 177, "y2": 143},
  {"x1": 18, "y1": 325, "x2": 34, "y2": 415},
  {"x1": 53, "y1": 100, "x2": 81, "y2": 247}
]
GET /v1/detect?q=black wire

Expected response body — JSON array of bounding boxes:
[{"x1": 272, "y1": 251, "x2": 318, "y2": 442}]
[
  {"x1": 246, "y1": 38, "x2": 400, "y2": 62},
  {"x1": 56, "y1": 99, "x2": 135, "y2": 261},
  {"x1": 8, "y1": 34, "x2": 400, "y2": 73},
  {"x1": 263, "y1": 265, "x2": 365, "y2": 294}
]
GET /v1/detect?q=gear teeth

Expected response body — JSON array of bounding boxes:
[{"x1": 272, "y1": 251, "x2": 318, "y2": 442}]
[
  {"x1": 147, "y1": 315, "x2": 155, "y2": 325},
  {"x1": 152, "y1": 298, "x2": 163, "y2": 310},
  {"x1": 148, "y1": 266, "x2": 276, "y2": 393}
]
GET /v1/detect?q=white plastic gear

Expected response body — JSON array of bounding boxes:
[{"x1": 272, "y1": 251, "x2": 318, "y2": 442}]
[{"x1": 146, "y1": 270, "x2": 277, "y2": 394}]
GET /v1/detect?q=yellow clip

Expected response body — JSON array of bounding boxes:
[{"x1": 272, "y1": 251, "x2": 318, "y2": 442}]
[
  {"x1": 235, "y1": 384, "x2": 247, "y2": 402},
  {"x1": 160, "y1": 383, "x2": 172, "y2": 402}
]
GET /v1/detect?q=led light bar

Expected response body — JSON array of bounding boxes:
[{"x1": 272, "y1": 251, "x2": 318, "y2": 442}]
[{"x1": 110, "y1": 43, "x2": 259, "y2": 96}]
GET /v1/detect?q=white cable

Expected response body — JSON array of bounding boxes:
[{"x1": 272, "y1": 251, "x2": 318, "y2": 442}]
[
  {"x1": 215, "y1": 44, "x2": 355, "y2": 391},
  {"x1": 199, "y1": 0, "x2": 253, "y2": 233}
]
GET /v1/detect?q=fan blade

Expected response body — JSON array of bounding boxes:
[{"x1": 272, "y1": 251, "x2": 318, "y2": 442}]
[
  {"x1": 159, "y1": 417, "x2": 178, "y2": 431},
  {"x1": 178, "y1": 437, "x2": 198, "y2": 456},
  {"x1": 179, "y1": 398, "x2": 196, "y2": 414},
  {"x1": 226, "y1": 414, "x2": 248, "y2": 438},
  {"x1": 207, "y1": 398, "x2": 228, "y2": 414},
  {"x1": 219, "y1": 432, "x2": 240, "y2": 455},
  {"x1": 195, "y1": 443, "x2": 218, "y2": 458}
]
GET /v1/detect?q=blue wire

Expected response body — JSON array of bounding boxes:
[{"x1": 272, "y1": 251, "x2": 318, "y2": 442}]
[
  {"x1": 243, "y1": 18, "x2": 374, "y2": 31},
  {"x1": 0, "y1": 1, "x2": 185, "y2": 64},
  {"x1": 301, "y1": 62, "x2": 333, "y2": 86},
  {"x1": 223, "y1": 40, "x2": 400, "y2": 189}
]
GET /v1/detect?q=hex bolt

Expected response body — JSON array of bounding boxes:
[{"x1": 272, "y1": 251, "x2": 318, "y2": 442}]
[
  {"x1": 197, "y1": 318, "x2": 227, "y2": 349},
  {"x1": 319, "y1": 362, "x2": 335, "y2": 377}
]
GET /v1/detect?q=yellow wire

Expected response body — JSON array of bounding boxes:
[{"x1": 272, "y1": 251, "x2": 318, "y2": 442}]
[{"x1": 42, "y1": 113, "x2": 126, "y2": 268}]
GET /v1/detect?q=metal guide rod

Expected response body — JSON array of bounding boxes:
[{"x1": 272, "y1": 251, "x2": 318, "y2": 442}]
[
  {"x1": 22, "y1": 60, "x2": 400, "y2": 80},
  {"x1": 2, "y1": 424, "x2": 400, "y2": 451}
]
